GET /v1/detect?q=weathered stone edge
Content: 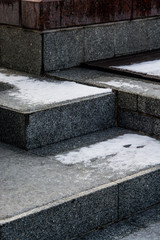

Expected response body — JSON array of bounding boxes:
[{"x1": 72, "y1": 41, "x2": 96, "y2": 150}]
[{"x1": 0, "y1": 166, "x2": 159, "y2": 239}]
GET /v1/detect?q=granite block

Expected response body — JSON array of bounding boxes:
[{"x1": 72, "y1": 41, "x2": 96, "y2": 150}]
[
  {"x1": 118, "y1": 92, "x2": 138, "y2": 111},
  {"x1": 43, "y1": 28, "x2": 84, "y2": 71},
  {"x1": 0, "y1": 108, "x2": 27, "y2": 149},
  {"x1": 153, "y1": 119, "x2": 160, "y2": 137},
  {"x1": 115, "y1": 20, "x2": 142, "y2": 56},
  {"x1": 140, "y1": 17, "x2": 160, "y2": 52},
  {"x1": 138, "y1": 96, "x2": 160, "y2": 117},
  {"x1": 0, "y1": 0, "x2": 20, "y2": 26},
  {"x1": 0, "y1": 26, "x2": 42, "y2": 75},
  {"x1": 0, "y1": 184, "x2": 118, "y2": 240},
  {"x1": 26, "y1": 94, "x2": 115, "y2": 149},
  {"x1": 118, "y1": 168, "x2": 160, "y2": 219},
  {"x1": 0, "y1": 93, "x2": 115, "y2": 149},
  {"x1": 117, "y1": 110, "x2": 153, "y2": 135},
  {"x1": 84, "y1": 24, "x2": 115, "y2": 62}
]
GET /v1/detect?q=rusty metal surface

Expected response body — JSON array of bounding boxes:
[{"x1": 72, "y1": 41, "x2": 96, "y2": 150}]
[
  {"x1": 0, "y1": 0, "x2": 20, "y2": 26},
  {"x1": 84, "y1": 50, "x2": 160, "y2": 82},
  {"x1": 0, "y1": 0, "x2": 160, "y2": 30}
]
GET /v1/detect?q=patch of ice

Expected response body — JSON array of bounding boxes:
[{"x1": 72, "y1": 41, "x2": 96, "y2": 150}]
[
  {"x1": 54, "y1": 134, "x2": 160, "y2": 171},
  {"x1": 0, "y1": 72, "x2": 111, "y2": 105},
  {"x1": 113, "y1": 59, "x2": 160, "y2": 77}
]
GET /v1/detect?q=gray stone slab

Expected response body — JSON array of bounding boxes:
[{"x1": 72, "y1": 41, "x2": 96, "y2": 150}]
[
  {"x1": 1, "y1": 127, "x2": 160, "y2": 239},
  {"x1": 26, "y1": 94, "x2": 115, "y2": 149},
  {"x1": 0, "y1": 93, "x2": 115, "y2": 149},
  {"x1": 80, "y1": 204, "x2": 160, "y2": 240},
  {"x1": 118, "y1": 168, "x2": 160, "y2": 219},
  {"x1": 140, "y1": 17, "x2": 160, "y2": 51},
  {"x1": 84, "y1": 23, "x2": 115, "y2": 62},
  {"x1": 47, "y1": 67, "x2": 160, "y2": 100},
  {"x1": 153, "y1": 119, "x2": 160, "y2": 137},
  {"x1": 118, "y1": 91, "x2": 138, "y2": 111},
  {"x1": 0, "y1": 108, "x2": 27, "y2": 149},
  {"x1": 115, "y1": 20, "x2": 141, "y2": 56},
  {"x1": 118, "y1": 110, "x2": 154, "y2": 135},
  {"x1": 0, "y1": 26, "x2": 42, "y2": 74},
  {"x1": 138, "y1": 96, "x2": 160, "y2": 117},
  {"x1": 43, "y1": 28, "x2": 84, "y2": 72},
  {"x1": 0, "y1": 184, "x2": 118, "y2": 240}
]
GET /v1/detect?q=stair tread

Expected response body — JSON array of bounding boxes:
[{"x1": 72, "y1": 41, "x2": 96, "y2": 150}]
[
  {"x1": 0, "y1": 127, "x2": 160, "y2": 223},
  {"x1": 0, "y1": 68, "x2": 111, "y2": 113},
  {"x1": 47, "y1": 67, "x2": 160, "y2": 99}
]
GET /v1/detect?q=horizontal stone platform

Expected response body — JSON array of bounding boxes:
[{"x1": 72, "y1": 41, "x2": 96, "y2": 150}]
[
  {"x1": 1, "y1": 17, "x2": 160, "y2": 74},
  {"x1": 0, "y1": 127, "x2": 160, "y2": 239},
  {"x1": 0, "y1": 0, "x2": 160, "y2": 30},
  {"x1": 84, "y1": 50, "x2": 160, "y2": 81}
]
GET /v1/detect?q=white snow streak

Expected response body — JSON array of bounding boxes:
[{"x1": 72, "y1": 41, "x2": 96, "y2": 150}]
[
  {"x1": 54, "y1": 134, "x2": 160, "y2": 171},
  {"x1": 0, "y1": 72, "x2": 111, "y2": 105},
  {"x1": 113, "y1": 59, "x2": 160, "y2": 77}
]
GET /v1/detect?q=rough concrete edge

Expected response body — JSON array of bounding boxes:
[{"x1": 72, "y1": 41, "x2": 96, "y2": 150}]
[{"x1": 0, "y1": 165, "x2": 159, "y2": 226}]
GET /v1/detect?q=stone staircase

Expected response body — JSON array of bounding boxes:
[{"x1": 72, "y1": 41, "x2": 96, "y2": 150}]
[{"x1": 0, "y1": 67, "x2": 160, "y2": 239}]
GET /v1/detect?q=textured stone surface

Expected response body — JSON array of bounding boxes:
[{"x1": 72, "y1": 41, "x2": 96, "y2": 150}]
[
  {"x1": 84, "y1": 24, "x2": 115, "y2": 62},
  {"x1": 43, "y1": 28, "x2": 84, "y2": 71},
  {"x1": 1, "y1": 17, "x2": 160, "y2": 73},
  {"x1": 119, "y1": 169, "x2": 160, "y2": 218},
  {"x1": 0, "y1": 92, "x2": 115, "y2": 149},
  {"x1": 140, "y1": 17, "x2": 160, "y2": 51},
  {"x1": 48, "y1": 67, "x2": 160, "y2": 99},
  {"x1": 115, "y1": 20, "x2": 142, "y2": 56},
  {"x1": 0, "y1": 127, "x2": 160, "y2": 239},
  {"x1": 0, "y1": 108, "x2": 27, "y2": 149},
  {"x1": 78, "y1": 204, "x2": 160, "y2": 240},
  {"x1": 0, "y1": 184, "x2": 118, "y2": 240},
  {"x1": 118, "y1": 110, "x2": 154, "y2": 135},
  {"x1": 118, "y1": 92, "x2": 138, "y2": 111},
  {"x1": 26, "y1": 94, "x2": 115, "y2": 149},
  {"x1": 138, "y1": 96, "x2": 160, "y2": 117},
  {"x1": 0, "y1": 26, "x2": 42, "y2": 74}
]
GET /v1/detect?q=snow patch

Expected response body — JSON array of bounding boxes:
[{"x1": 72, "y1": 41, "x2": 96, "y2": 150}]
[
  {"x1": 54, "y1": 134, "x2": 160, "y2": 171},
  {"x1": 0, "y1": 72, "x2": 111, "y2": 105},
  {"x1": 100, "y1": 80, "x2": 148, "y2": 91},
  {"x1": 113, "y1": 59, "x2": 160, "y2": 77}
]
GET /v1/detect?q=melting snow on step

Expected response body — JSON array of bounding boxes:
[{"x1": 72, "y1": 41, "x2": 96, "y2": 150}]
[
  {"x1": 112, "y1": 59, "x2": 160, "y2": 77},
  {"x1": 54, "y1": 134, "x2": 160, "y2": 171},
  {"x1": 0, "y1": 71, "x2": 111, "y2": 105}
]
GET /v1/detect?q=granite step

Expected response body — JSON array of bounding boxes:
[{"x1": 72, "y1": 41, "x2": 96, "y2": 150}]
[
  {"x1": 0, "y1": 127, "x2": 160, "y2": 240},
  {"x1": 48, "y1": 67, "x2": 160, "y2": 139},
  {"x1": 0, "y1": 68, "x2": 115, "y2": 149},
  {"x1": 76, "y1": 203, "x2": 160, "y2": 240}
]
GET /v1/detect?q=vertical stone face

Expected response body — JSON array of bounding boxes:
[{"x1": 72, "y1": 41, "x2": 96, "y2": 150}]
[
  {"x1": 0, "y1": 25, "x2": 42, "y2": 74},
  {"x1": 0, "y1": 0, "x2": 20, "y2": 26}
]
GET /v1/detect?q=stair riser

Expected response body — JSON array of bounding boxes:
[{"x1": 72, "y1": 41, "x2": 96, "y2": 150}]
[
  {"x1": 0, "y1": 94, "x2": 115, "y2": 149},
  {"x1": 1, "y1": 167, "x2": 159, "y2": 240}
]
